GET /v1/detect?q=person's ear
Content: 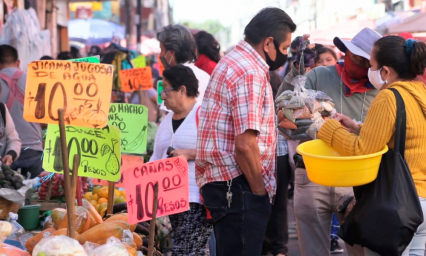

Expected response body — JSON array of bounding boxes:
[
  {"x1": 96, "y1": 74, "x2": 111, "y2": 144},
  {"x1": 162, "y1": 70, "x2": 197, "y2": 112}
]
[
  {"x1": 15, "y1": 60, "x2": 20, "y2": 68},
  {"x1": 263, "y1": 37, "x2": 274, "y2": 54},
  {"x1": 180, "y1": 85, "x2": 187, "y2": 95},
  {"x1": 381, "y1": 66, "x2": 390, "y2": 82}
]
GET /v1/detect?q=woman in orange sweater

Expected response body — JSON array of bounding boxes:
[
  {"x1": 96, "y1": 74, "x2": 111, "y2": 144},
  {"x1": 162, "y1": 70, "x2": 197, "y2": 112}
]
[{"x1": 318, "y1": 36, "x2": 426, "y2": 256}]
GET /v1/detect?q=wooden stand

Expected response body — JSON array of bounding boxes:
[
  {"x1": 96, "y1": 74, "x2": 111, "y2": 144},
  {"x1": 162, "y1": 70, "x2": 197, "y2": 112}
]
[
  {"x1": 107, "y1": 181, "x2": 115, "y2": 215},
  {"x1": 147, "y1": 183, "x2": 158, "y2": 256},
  {"x1": 58, "y1": 109, "x2": 80, "y2": 239}
]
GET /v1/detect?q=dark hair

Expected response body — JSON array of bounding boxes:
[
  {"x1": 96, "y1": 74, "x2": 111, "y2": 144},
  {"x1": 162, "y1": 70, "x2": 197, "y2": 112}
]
[
  {"x1": 316, "y1": 47, "x2": 337, "y2": 62},
  {"x1": 157, "y1": 24, "x2": 197, "y2": 64},
  {"x1": 0, "y1": 45, "x2": 18, "y2": 65},
  {"x1": 194, "y1": 31, "x2": 221, "y2": 63},
  {"x1": 291, "y1": 36, "x2": 302, "y2": 51},
  {"x1": 40, "y1": 55, "x2": 53, "y2": 60},
  {"x1": 244, "y1": 7, "x2": 296, "y2": 45},
  {"x1": 374, "y1": 36, "x2": 426, "y2": 79},
  {"x1": 57, "y1": 51, "x2": 72, "y2": 60},
  {"x1": 162, "y1": 65, "x2": 199, "y2": 98}
]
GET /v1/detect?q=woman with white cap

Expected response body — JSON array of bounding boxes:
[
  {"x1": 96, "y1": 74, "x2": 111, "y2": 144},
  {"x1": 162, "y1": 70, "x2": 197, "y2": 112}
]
[{"x1": 292, "y1": 27, "x2": 382, "y2": 256}]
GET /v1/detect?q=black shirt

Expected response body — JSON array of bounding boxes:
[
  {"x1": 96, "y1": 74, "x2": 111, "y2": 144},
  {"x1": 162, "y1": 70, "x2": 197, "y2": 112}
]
[{"x1": 172, "y1": 118, "x2": 185, "y2": 133}]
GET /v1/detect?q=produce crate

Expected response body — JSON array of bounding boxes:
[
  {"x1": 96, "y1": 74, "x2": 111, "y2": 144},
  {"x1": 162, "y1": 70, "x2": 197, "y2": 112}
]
[
  {"x1": 28, "y1": 200, "x2": 66, "y2": 212},
  {"x1": 0, "y1": 197, "x2": 20, "y2": 220}
]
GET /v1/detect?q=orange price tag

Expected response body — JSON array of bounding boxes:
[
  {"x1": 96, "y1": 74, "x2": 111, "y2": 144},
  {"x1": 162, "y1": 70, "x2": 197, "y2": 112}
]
[
  {"x1": 123, "y1": 156, "x2": 190, "y2": 224},
  {"x1": 157, "y1": 56, "x2": 165, "y2": 76},
  {"x1": 119, "y1": 67, "x2": 153, "y2": 92},
  {"x1": 93, "y1": 155, "x2": 144, "y2": 188},
  {"x1": 23, "y1": 60, "x2": 113, "y2": 128}
]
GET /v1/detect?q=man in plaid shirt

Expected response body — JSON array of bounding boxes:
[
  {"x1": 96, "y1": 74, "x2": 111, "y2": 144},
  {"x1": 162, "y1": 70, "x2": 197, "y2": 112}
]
[{"x1": 196, "y1": 7, "x2": 296, "y2": 256}]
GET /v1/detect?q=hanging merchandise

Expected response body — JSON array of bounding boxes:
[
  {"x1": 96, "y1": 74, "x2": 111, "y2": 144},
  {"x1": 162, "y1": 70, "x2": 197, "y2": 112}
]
[{"x1": 0, "y1": 8, "x2": 50, "y2": 71}]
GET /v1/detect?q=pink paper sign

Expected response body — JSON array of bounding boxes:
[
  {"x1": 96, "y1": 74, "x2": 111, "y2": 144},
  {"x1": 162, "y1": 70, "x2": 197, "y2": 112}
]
[
  {"x1": 93, "y1": 155, "x2": 144, "y2": 188},
  {"x1": 123, "y1": 156, "x2": 190, "y2": 224}
]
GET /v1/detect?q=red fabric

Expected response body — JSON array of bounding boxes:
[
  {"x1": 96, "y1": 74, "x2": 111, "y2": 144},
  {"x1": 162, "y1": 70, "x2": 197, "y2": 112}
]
[
  {"x1": 335, "y1": 54, "x2": 372, "y2": 97},
  {"x1": 196, "y1": 40, "x2": 277, "y2": 201},
  {"x1": 398, "y1": 32, "x2": 414, "y2": 40},
  {"x1": 195, "y1": 54, "x2": 217, "y2": 75}
]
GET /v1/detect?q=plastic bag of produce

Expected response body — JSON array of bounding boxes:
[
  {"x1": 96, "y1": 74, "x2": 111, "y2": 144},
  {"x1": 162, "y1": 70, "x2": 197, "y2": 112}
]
[
  {"x1": 278, "y1": 118, "x2": 297, "y2": 130},
  {"x1": 1, "y1": 243, "x2": 30, "y2": 256},
  {"x1": 32, "y1": 235, "x2": 87, "y2": 256},
  {"x1": 0, "y1": 221, "x2": 13, "y2": 247},
  {"x1": 85, "y1": 237, "x2": 130, "y2": 256}
]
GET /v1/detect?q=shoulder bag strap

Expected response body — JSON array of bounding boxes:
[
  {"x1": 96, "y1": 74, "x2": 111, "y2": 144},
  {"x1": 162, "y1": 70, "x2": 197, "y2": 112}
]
[
  {"x1": 0, "y1": 103, "x2": 6, "y2": 126},
  {"x1": 389, "y1": 88, "x2": 407, "y2": 158}
]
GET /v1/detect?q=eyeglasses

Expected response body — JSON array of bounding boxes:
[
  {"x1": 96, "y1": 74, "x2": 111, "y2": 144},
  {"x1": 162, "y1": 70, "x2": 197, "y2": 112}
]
[{"x1": 161, "y1": 88, "x2": 175, "y2": 97}]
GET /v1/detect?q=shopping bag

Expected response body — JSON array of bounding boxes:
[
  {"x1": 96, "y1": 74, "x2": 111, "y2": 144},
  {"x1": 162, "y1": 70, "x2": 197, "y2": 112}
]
[{"x1": 338, "y1": 88, "x2": 423, "y2": 256}]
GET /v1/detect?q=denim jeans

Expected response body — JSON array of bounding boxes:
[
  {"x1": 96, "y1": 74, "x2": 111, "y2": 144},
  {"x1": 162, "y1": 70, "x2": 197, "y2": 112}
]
[
  {"x1": 11, "y1": 149, "x2": 43, "y2": 178},
  {"x1": 364, "y1": 197, "x2": 426, "y2": 256},
  {"x1": 201, "y1": 174, "x2": 272, "y2": 256}
]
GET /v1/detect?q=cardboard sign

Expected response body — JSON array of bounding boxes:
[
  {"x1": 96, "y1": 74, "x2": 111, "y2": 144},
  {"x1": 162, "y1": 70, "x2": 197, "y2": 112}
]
[
  {"x1": 93, "y1": 155, "x2": 144, "y2": 187},
  {"x1": 43, "y1": 124, "x2": 122, "y2": 182},
  {"x1": 119, "y1": 67, "x2": 153, "y2": 92},
  {"x1": 69, "y1": 56, "x2": 100, "y2": 63},
  {"x1": 108, "y1": 103, "x2": 148, "y2": 154},
  {"x1": 24, "y1": 60, "x2": 113, "y2": 128},
  {"x1": 124, "y1": 156, "x2": 190, "y2": 224},
  {"x1": 157, "y1": 56, "x2": 165, "y2": 76},
  {"x1": 133, "y1": 56, "x2": 146, "y2": 68},
  {"x1": 157, "y1": 80, "x2": 163, "y2": 105}
]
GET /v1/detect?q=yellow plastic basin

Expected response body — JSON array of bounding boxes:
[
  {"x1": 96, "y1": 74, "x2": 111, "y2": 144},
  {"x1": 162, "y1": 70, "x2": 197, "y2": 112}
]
[{"x1": 296, "y1": 139, "x2": 388, "y2": 187}]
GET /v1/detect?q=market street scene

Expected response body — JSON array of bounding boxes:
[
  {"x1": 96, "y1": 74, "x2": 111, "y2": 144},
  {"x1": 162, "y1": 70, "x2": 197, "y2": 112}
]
[{"x1": 0, "y1": 0, "x2": 426, "y2": 255}]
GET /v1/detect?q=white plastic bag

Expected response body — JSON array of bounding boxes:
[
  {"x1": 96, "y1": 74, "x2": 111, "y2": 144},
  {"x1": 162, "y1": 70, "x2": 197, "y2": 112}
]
[
  {"x1": 32, "y1": 235, "x2": 87, "y2": 256},
  {"x1": 85, "y1": 237, "x2": 130, "y2": 256}
]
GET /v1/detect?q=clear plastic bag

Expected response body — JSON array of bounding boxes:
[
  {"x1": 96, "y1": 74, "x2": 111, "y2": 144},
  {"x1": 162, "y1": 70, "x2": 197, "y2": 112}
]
[
  {"x1": 293, "y1": 106, "x2": 313, "y2": 119},
  {"x1": 32, "y1": 235, "x2": 87, "y2": 256},
  {"x1": 283, "y1": 109, "x2": 295, "y2": 123},
  {"x1": 277, "y1": 109, "x2": 285, "y2": 124},
  {"x1": 275, "y1": 90, "x2": 293, "y2": 103},
  {"x1": 121, "y1": 229, "x2": 134, "y2": 247},
  {"x1": 85, "y1": 237, "x2": 129, "y2": 256},
  {"x1": 0, "y1": 221, "x2": 13, "y2": 247},
  {"x1": 278, "y1": 118, "x2": 297, "y2": 130},
  {"x1": 279, "y1": 128, "x2": 310, "y2": 141},
  {"x1": 287, "y1": 95, "x2": 305, "y2": 109}
]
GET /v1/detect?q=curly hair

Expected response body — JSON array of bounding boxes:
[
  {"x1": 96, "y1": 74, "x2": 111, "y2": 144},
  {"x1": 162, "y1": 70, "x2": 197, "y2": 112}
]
[
  {"x1": 194, "y1": 31, "x2": 221, "y2": 63},
  {"x1": 157, "y1": 24, "x2": 197, "y2": 64}
]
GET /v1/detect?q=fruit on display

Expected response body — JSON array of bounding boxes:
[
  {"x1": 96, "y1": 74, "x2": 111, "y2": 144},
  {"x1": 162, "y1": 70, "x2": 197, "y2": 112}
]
[
  {"x1": 25, "y1": 228, "x2": 56, "y2": 254},
  {"x1": 38, "y1": 173, "x2": 89, "y2": 200},
  {"x1": 0, "y1": 165, "x2": 24, "y2": 190},
  {"x1": 83, "y1": 186, "x2": 127, "y2": 217},
  {"x1": 78, "y1": 222, "x2": 124, "y2": 245},
  {"x1": 105, "y1": 213, "x2": 136, "y2": 232}
]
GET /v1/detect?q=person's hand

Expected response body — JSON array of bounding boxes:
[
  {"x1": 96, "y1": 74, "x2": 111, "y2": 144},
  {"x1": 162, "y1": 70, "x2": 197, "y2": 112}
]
[
  {"x1": 331, "y1": 113, "x2": 360, "y2": 135},
  {"x1": 2, "y1": 155, "x2": 13, "y2": 166},
  {"x1": 169, "y1": 149, "x2": 190, "y2": 160}
]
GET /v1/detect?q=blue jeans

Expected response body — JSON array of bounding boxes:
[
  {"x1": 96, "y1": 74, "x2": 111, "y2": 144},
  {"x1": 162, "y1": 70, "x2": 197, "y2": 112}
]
[
  {"x1": 364, "y1": 197, "x2": 426, "y2": 256},
  {"x1": 201, "y1": 175, "x2": 272, "y2": 256},
  {"x1": 330, "y1": 213, "x2": 340, "y2": 241}
]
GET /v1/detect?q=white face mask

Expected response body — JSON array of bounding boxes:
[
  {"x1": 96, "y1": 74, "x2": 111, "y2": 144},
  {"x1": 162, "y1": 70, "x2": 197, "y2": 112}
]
[{"x1": 368, "y1": 68, "x2": 387, "y2": 90}]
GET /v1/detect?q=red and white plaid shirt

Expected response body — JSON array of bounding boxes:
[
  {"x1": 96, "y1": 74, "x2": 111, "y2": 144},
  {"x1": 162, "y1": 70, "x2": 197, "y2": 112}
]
[{"x1": 196, "y1": 40, "x2": 277, "y2": 200}]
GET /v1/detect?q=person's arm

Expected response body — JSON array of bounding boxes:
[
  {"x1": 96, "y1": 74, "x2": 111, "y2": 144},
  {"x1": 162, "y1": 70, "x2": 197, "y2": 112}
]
[
  {"x1": 4, "y1": 107, "x2": 21, "y2": 165},
  {"x1": 229, "y1": 73, "x2": 267, "y2": 195},
  {"x1": 318, "y1": 90, "x2": 395, "y2": 156},
  {"x1": 235, "y1": 130, "x2": 265, "y2": 195},
  {"x1": 170, "y1": 149, "x2": 196, "y2": 161}
]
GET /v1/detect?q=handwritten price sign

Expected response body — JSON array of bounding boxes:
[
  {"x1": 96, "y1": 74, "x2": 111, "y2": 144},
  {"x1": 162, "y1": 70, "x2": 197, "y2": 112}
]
[
  {"x1": 93, "y1": 155, "x2": 144, "y2": 187},
  {"x1": 43, "y1": 124, "x2": 121, "y2": 181},
  {"x1": 119, "y1": 67, "x2": 153, "y2": 92},
  {"x1": 108, "y1": 103, "x2": 148, "y2": 154},
  {"x1": 69, "y1": 56, "x2": 100, "y2": 63},
  {"x1": 123, "y1": 156, "x2": 189, "y2": 224},
  {"x1": 23, "y1": 60, "x2": 113, "y2": 128}
]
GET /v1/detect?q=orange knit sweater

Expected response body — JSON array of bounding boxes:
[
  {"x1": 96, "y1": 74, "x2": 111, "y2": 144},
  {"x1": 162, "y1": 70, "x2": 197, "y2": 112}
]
[{"x1": 318, "y1": 81, "x2": 426, "y2": 198}]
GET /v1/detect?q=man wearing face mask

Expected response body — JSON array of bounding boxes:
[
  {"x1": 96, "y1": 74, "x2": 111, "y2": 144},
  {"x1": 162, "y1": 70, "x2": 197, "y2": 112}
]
[
  {"x1": 196, "y1": 7, "x2": 296, "y2": 256},
  {"x1": 293, "y1": 28, "x2": 382, "y2": 256},
  {"x1": 157, "y1": 24, "x2": 210, "y2": 102}
]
